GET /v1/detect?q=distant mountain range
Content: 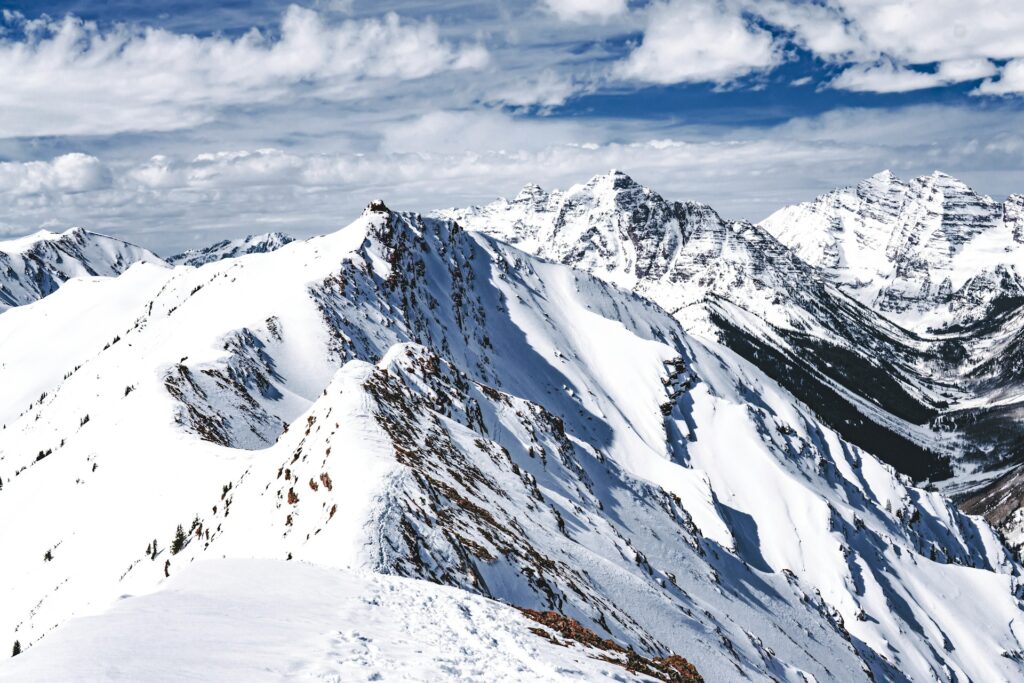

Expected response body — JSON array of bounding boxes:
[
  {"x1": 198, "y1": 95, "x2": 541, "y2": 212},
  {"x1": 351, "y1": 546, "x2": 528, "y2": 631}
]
[
  {"x1": 1, "y1": 178, "x2": 1023, "y2": 681},
  {"x1": 167, "y1": 232, "x2": 295, "y2": 267}
]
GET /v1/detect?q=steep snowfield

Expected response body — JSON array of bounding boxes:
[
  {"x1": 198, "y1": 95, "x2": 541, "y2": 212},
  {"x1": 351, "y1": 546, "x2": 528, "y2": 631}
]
[
  {"x1": 441, "y1": 171, "x2": 1024, "y2": 537},
  {"x1": 439, "y1": 172, "x2": 963, "y2": 481},
  {"x1": 759, "y1": 170, "x2": 1024, "y2": 547},
  {"x1": 167, "y1": 232, "x2": 294, "y2": 267},
  {"x1": 0, "y1": 227, "x2": 163, "y2": 311},
  {"x1": 760, "y1": 170, "x2": 1024, "y2": 333},
  {"x1": 1, "y1": 204, "x2": 1023, "y2": 681},
  {"x1": 1, "y1": 559, "x2": 679, "y2": 682},
  {"x1": 0, "y1": 263, "x2": 174, "y2": 428}
]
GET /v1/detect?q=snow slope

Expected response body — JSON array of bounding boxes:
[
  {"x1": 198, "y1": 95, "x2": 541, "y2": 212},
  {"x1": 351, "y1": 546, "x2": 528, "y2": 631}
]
[
  {"x1": 759, "y1": 171, "x2": 1024, "y2": 547},
  {"x1": 1, "y1": 203, "x2": 1022, "y2": 681},
  {"x1": 439, "y1": 172, "x2": 963, "y2": 481},
  {"x1": 167, "y1": 232, "x2": 294, "y2": 267},
  {"x1": 0, "y1": 228, "x2": 163, "y2": 312},
  {"x1": 1, "y1": 559, "x2": 679, "y2": 683},
  {"x1": 441, "y1": 171, "x2": 1024, "y2": 537}
]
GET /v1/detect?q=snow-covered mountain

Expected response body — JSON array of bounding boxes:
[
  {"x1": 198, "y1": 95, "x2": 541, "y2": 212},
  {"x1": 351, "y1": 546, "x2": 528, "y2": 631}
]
[
  {"x1": 2, "y1": 202, "x2": 1021, "y2": 680},
  {"x1": 0, "y1": 227, "x2": 163, "y2": 312},
  {"x1": 760, "y1": 170, "x2": 1024, "y2": 334},
  {"x1": 166, "y1": 232, "x2": 294, "y2": 267},
  {"x1": 441, "y1": 170, "x2": 1024, "y2": 555},
  {"x1": 440, "y1": 173, "x2": 957, "y2": 479},
  {"x1": 759, "y1": 171, "x2": 1024, "y2": 545}
]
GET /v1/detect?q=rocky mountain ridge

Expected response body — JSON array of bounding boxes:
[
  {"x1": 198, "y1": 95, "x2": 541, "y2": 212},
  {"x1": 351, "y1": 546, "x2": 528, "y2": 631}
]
[{"x1": 2, "y1": 203, "x2": 1021, "y2": 680}]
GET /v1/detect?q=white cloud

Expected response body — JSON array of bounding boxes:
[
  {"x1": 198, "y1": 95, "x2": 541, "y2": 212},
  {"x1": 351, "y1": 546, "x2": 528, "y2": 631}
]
[
  {"x1": 830, "y1": 58, "x2": 997, "y2": 93},
  {"x1": 937, "y1": 58, "x2": 998, "y2": 82},
  {"x1": 488, "y1": 69, "x2": 580, "y2": 108},
  {"x1": 0, "y1": 154, "x2": 111, "y2": 196},
  {"x1": 975, "y1": 59, "x2": 1024, "y2": 95},
  {"x1": 750, "y1": 0, "x2": 866, "y2": 61},
  {"x1": 543, "y1": 0, "x2": 628, "y2": 22},
  {"x1": 611, "y1": 0, "x2": 1024, "y2": 93},
  {"x1": 0, "y1": 6, "x2": 488, "y2": 138},
  {"x1": 758, "y1": 0, "x2": 1024, "y2": 93},
  {"x1": 614, "y1": 0, "x2": 783, "y2": 85},
  {"x1": 823, "y1": 0, "x2": 1024, "y2": 65},
  {"x1": 830, "y1": 62, "x2": 943, "y2": 93}
]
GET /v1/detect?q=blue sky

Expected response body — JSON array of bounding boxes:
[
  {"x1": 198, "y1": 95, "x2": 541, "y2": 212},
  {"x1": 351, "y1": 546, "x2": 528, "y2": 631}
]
[{"x1": 1, "y1": 0, "x2": 1023, "y2": 254}]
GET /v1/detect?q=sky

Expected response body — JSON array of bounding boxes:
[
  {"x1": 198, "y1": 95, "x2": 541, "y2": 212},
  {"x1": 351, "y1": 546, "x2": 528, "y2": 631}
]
[{"x1": 1, "y1": 0, "x2": 1023, "y2": 256}]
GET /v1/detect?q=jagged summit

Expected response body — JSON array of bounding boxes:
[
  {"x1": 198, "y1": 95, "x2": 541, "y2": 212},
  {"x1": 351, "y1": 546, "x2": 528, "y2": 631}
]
[
  {"x1": 438, "y1": 173, "x2": 811, "y2": 335},
  {"x1": 760, "y1": 168, "x2": 1020, "y2": 331},
  {"x1": 512, "y1": 182, "x2": 545, "y2": 201}
]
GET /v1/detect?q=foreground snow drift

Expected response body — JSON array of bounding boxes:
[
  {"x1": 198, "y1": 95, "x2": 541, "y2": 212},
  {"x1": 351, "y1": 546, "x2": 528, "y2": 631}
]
[{"x1": 0, "y1": 559, "x2": 678, "y2": 682}]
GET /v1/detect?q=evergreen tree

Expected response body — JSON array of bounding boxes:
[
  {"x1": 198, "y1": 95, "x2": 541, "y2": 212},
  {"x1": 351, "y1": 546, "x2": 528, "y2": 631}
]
[
  {"x1": 171, "y1": 525, "x2": 187, "y2": 555},
  {"x1": 151, "y1": 538, "x2": 158, "y2": 560},
  {"x1": 11, "y1": 640, "x2": 20, "y2": 657}
]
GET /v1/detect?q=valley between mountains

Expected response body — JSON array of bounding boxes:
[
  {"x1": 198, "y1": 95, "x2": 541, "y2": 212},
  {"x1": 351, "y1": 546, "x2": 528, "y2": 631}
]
[{"x1": 1, "y1": 172, "x2": 1023, "y2": 681}]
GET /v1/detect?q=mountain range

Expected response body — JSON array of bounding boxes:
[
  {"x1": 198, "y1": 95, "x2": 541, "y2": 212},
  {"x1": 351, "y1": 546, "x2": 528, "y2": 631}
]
[
  {"x1": 442, "y1": 169, "x2": 1024, "y2": 552},
  {"x1": 0, "y1": 177, "x2": 1023, "y2": 681}
]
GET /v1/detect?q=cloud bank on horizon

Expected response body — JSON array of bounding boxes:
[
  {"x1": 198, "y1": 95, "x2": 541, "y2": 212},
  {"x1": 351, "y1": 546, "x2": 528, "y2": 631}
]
[{"x1": 0, "y1": 0, "x2": 1023, "y2": 254}]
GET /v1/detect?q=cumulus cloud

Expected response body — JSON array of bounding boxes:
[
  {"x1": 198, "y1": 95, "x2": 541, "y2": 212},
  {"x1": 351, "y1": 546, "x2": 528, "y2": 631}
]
[
  {"x1": 976, "y1": 59, "x2": 1024, "y2": 95},
  {"x1": 613, "y1": 0, "x2": 783, "y2": 85},
  {"x1": 763, "y1": 0, "x2": 1024, "y2": 93},
  {"x1": 819, "y1": 0, "x2": 1024, "y2": 65},
  {"x1": 488, "y1": 70, "x2": 580, "y2": 108},
  {"x1": 0, "y1": 154, "x2": 111, "y2": 196},
  {"x1": 750, "y1": 0, "x2": 866, "y2": 61},
  {"x1": 611, "y1": 0, "x2": 1024, "y2": 93},
  {"x1": 0, "y1": 6, "x2": 488, "y2": 138}
]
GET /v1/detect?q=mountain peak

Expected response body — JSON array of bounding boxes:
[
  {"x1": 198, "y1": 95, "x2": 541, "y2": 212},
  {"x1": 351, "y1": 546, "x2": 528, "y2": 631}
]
[
  {"x1": 917, "y1": 169, "x2": 969, "y2": 187},
  {"x1": 366, "y1": 199, "x2": 391, "y2": 214},
  {"x1": 513, "y1": 182, "x2": 547, "y2": 204},
  {"x1": 588, "y1": 168, "x2": 643, "y2": 191}
]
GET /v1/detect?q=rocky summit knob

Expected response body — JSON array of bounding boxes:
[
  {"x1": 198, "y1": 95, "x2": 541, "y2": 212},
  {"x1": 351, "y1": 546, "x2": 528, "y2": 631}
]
[{"x1": 367, "y1": 199, "x2": 390, "y2": 213}]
